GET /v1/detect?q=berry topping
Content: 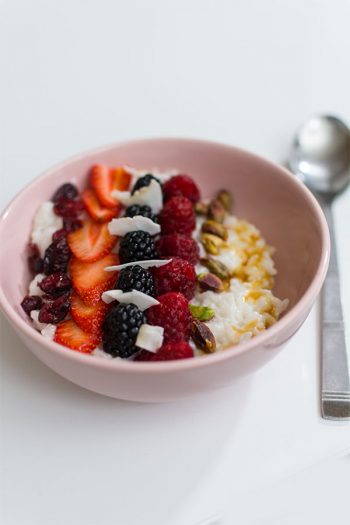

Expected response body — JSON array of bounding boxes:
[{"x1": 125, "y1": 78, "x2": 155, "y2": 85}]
[
  {"x1": 27, "y1": 243, "x2": 44, "y2": 274},
  {"x1": 38, "y1": 293, "x2": 70, "y2": 324},
  {"x1": 67, "y1": 218, "x2": 116, "y2": 263},
  {"x1": 21, "y1": 295, "x2": 43, "y2": 316},
  {"x1": 125, "y1": 204, "x2": 158, "y2": 223},
  {"x1": 81, "y1": 188, "x2": 119, "y2": 222},
  {"x1": 132, "y1": 174, "x2": 161, "y2": 195},
  {"x1": 70, "y1": 292, "x2": 108, "y2": 335},
  {"x1": 135, "y1": 341, "x2": 194, "y2": 361},
  {"x1": 158, "y1": 196, "x2": 196, "y2": 236},
  {"x1": 147, "y1": 292, "x2": 192, "y2": 343},
  {"x1": 156, "y1": 234, "x2": 199, "y2": 265},
  {"x1": 102, "y1": 303, "x2": 146, "y2": 358},
  {"x1": 91, "y1": 165, "x2": 131, "y2": 209},
  {"x1": 163, "y1": 175, "x2": 200, "y2": 204},
  {"x1": 43, "y1": 237, "x2": 71, "y2": 275},
  {"x1": 63, "y1": 217, "x2": 83, "y2": 232},
  {"x1": 52, "y1": 229, "x2": 67, "y2": 242},
  {"x1": 117, "y1": 265, "x2": 156, "y2": 296},
  {"x1": 53, "y1": 198, "x2": 84, "y2": 219},
  {"x1": 69, "y1": 253, "x2": 119, "y2": 305},
  {"x1": 38, "y1": 272, "x2": 71, "y2": 298},
  {"x1": 152, "y1": 257, "x2": 196, "y2": 299},
  {"x1": 119, "y1": 230, "x2": 158, "y2": 264},
  {"x1": 54, "y1": 319, "x2": 100, "y2": 353},
  {"x1": 51, "y1": 183, "x2": 78, "y2": 204}
]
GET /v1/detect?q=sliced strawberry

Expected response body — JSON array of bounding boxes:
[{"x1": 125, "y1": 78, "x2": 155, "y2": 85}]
[
  {"x1": 91, "y1": 165, "x2": 131, "y2": 209},
  {"x1": 54, "y1": 319, "x2": 100, "y2": 353},
  {"x1": 71, "y1": 291, "x2": 109, "y2": 335},
  {"x1": 70, "y1": 253, "x2": 119, "y2": 305},
  {"x1": 81, "y1": 188, "x2": 120, "y2": 222},
  {"x1": 67, "y1": 217, "x2": 116, "y2": 262}
]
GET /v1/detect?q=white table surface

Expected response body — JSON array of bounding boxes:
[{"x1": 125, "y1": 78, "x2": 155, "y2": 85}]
[{"x1": 1, "y1": 1, "x2": 349, "y2": 524}]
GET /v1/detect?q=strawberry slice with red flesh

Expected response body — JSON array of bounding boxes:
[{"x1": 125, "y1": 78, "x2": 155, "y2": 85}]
[
  {"x1": 70, "y1": 253, "x2": 119, "y2": 306},
  {"x1": 81, "y1": 188, "x2": 119, "y2": 222},
  {"x1": 67, "y1": 217, "x2": 116, "y2": 262},
  {"x1": 71, "y1": 291, "x2": 109, "y2": 335},
  {"x1": 91, "y1": 165, "x2": 132, "y2": 209},
  {"x1": 54, "y1": 319, "x2": 100, "y2": 353}
]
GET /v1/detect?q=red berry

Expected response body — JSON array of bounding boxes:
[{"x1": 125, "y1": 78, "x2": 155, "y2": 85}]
[
  {"x1": 52, "y1": 183, "x2": 78, "y2": 204},
  {"x1": 52, "y1": 228, "x2": 67, "y2": 242},
  {"x1": 38, "y1": 294, "x2": 70, "y2": 324},
  {"x1": 147, "y1": 292, "x2": 192, "y2": 343},
  {"x1": 54, "y1": 198, "x2": 84, "y2": 219},
  {"x1": 63, "y1": 217, "x2": 83, "y2": 232},
  {"x1": 135, "y1": 341, "x2": 194, "y2": 361},
  {"x1": 156, "y1": 234, "x2": 199, "y2": 265},
  {"x1": 159, "y1": 196, "x2": 196, "y2": 235},
  {"x1": 152, "y1": 257, "x2": 196, "y2": 299},
  {"x1": 21, "y1": 295, "x2": 43, "y2": 316},
  {"x1": 38, "y1": 272, "x2": 71, "y2": 298},
  {"x1": 163, "y1": 175, "x2": 200, "y2": 204}
]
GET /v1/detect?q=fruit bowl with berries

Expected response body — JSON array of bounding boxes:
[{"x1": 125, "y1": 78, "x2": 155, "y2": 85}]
[{"x1": 0, "y1": 138, "x2": 329, "y2": 401}]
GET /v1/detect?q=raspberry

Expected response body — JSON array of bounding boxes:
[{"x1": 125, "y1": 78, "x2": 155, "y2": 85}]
[
  {"x1": 43, "y1": 237, "x2": 71, "y2": 275},
  {"x1": 21, "y1": 295, "x2": 43, "y2": 316},
  {"x1": 135, "y1": 341, "x2": 194, "y2": 361},
  {"x1": 163, "y1": 175, "x2": 200, "y2": 204},
  {"x1": 119, "y1": 230, "x2": 158, "y2": 263},
  {"x1": 38, "y1": 294, "x2": 70, "y2": 324},
  {"x1": 158, "y1": 196, "x2": 196, "y2": 236},
  {"x1": 38, "y1": 272, "x2": 71, "y2": 298},
  {"x1": 102, "y1": 303, "x2": 146, "y2": 358},
  {"x1": 125, "y1": 204, "x2": 158, "y2": 224},
  {"x1": 156, "y1": 234, "x2": 199, "y2": 265},
  {"x1": 152, "y1": 257, "x2": 196, "y2": 299},
  {"x1": 132, "y1": 174, "x2": 161, "y2": 194},
  {"x1": 147, "y1": 292, "x2": 192, "y2": 343},
  {"x1": 117, "y1": 265, "x2": 156, "y2": 296},
  {"x1": 51, "y1": 183, "x2": 78, "y2": 204}
]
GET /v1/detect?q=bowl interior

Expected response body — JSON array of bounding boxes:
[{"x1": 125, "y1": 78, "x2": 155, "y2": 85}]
[{"x1": 0, "y1": 138, "x2": 324, "y2": 331}]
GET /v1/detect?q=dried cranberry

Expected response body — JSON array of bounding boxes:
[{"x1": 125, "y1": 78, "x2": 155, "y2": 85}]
[
  {"x1": 43, "y1": 237, "x2": 71, "y2": 275},
  {"x1": 39, "y1": 272, "x2": 71, "y2": 298},
  {"x1": 53, "y1": 198, "x2": 84, "y2": 218},
  {"x1": 52, "y1": 183, "x2": 78, "y2": 204},
  {"x1": 27, "y1": 243, "x2": 44, "y2": 274},
  {"x1": 38, "y1": 294, "x2": 70, "y2": 324},
  {"x1": 52, "y1": 228, "x2": 67, "y2": 242},
  {"x1": 21, "y1": 295, "x2": 43, "y2": 316},
  {"x1": 63, "y1": 217, "x2": 82, "y2": 232}
]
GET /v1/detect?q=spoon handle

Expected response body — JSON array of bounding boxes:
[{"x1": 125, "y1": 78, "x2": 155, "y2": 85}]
[{"x1": 319, "y1": 198, "x2": 350, "y2": 420}]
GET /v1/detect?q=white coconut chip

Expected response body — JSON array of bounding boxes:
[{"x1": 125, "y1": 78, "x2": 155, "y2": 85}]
[
  {"x1": 104, "y1": 259, "x2": 171, "y2": 272},
  {"x1": 123, "y1": 166, "x2": 178, "y2": 182},
  {"x1": 136, "y1": 324, "x2": 164, "y2": 353},
  {"x1": 41, "y1": 324, "x2": 56, "y2": 340},
  {"x1": 29, "y1": 273, "x2": 45, "y2": 296},
  {"x1": 111, "y1": 179, "x2": 163, "y2": 213},
  {"x1": 108, "y1": 216, "x2": 160, "y2": 237},
  {"x1": 102, "y1": 289, "x2": 160, "y2": 310}
]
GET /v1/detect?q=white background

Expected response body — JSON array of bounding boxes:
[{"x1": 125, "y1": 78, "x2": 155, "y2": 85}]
[{"x1": 1, "y1": 1, "x2": 350, "y2": 524}]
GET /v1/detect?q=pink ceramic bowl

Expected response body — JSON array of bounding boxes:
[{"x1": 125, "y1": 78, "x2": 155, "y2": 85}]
[{"x1": 0, "y1": 138, "x2": 330, "y2": 402}]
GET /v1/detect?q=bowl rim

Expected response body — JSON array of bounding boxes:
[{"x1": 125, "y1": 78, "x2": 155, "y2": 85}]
[{"x1": 0, "y1": 137, "x2": 330, "y2": 373}]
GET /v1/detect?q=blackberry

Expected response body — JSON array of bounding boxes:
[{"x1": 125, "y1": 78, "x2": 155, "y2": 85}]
[
  {"x1": 131, "y1": 174, "x2": 161, "y2": 194},
  {"x1": 119, "y1": 231, "x2": 158, "y2": 263},
  {"x1": 125, "y1": 204, "x2": 158, "y2": 224},
  {"x1": 117, "y1": 265, "x2": 156, "y2": 296},
  {"x1": 102, "y1": 303, "x2": 146, "y2": 358}
]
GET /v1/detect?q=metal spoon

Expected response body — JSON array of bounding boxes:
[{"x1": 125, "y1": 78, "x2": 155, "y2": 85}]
[{"x1": 289, "y1": 115, "x2": 350, "y2": 420}]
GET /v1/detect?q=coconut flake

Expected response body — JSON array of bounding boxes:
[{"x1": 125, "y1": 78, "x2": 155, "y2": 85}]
[
  {"x1": 111, "y1": 190, "x2": 132, "y2": 205},
  {"x1": 105, "y1": 259, "x2": 171, "y2": 272},
  {"x1": 108, "y1": 216, "x2": 160, "y2": 237},
  {"x1": 41, "y1": 324, "x2": 56, "y2": 340},
  {"x1": 31, "y1": 202, "x2": 63, "y2": 256},
  {"x1": 111, "y1": 179, "x2": 163, "y2": 213},
  {"x1": 136, "y1": 324, "x2": 164, "y2": 353},
  {"x1": 102, "y1": 289, "x2": 160, "y2": 310},
  {"x1": 123, "y1": 166, "x2": 178, "y2": 182}
]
